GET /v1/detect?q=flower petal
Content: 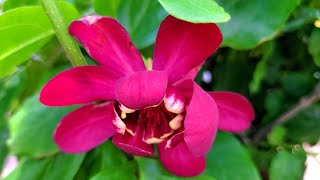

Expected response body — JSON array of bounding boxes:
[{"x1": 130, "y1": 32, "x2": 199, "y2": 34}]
[
  {"x1": 54, "y1": 103, "x2": 116, "y2": 153},
  {"x1": 115, "y1": 71, "x2": 168, "y2": 109},
  {"x1": 112, "y1": 128, "x2": 154, "y2": 156},
  {"x1": 158, "y1": 141, "x2": 205, "y2": 177},
  {"x1": 40, "y1": 66, "x2": 122, "y2": 106},
  {"x1": 153, "y1": 16, "x2": 222, "y2": 83},
  {"x1": 209, "y1": 91, "x2": 255, "y2": 132},
  {"x1": 69, "y1": 16, "x2": 146, "y2": 75},
  {"x1": 176, "y1": 80, "x2": 218, "y2": 156}
]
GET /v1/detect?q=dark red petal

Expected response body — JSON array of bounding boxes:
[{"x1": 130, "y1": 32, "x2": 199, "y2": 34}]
[
  {"x1": 158, "y1": 141, "x2": 205, "y2": 177},
  {"x1": 54, "y1": 103, "x2": 116, "y2": 153},
  {"x1": 209, "y1": 91, "x2": 255, "y2": 132},
  {"x1": 69, "y1": 16, "x2": 146, "y2": 75},
  {"x1": 40, "y1": 66, "x2": 121, "y2": 106},
  {"x1": 176, "y1": 80, "x2": 218, "y2": 156},
  {"x1": 112, "y1": 127, "x2": 154, "y2": 157},
  {"x1": 153, "y1": 16, "x2": 222, "y2": 83},
  {"x1": 115, "y1": 71, "x2": 168, "y2": 109}
]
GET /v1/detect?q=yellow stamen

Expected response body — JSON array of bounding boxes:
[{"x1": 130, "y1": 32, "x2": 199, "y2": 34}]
[
  {"x1": 126, "y1": 128, "x2": 135, "y2": 136},
  {"x1": 121, "y1": 112, "x2": 127, "y2": 119},
  {"x1": 145, "y1": 137, "x2": 165, "y2": 144},
  {"x1": 169, "y1": 114, "x2": 184, "y2": 130},
  {"x1": 160, "y1": 131, "x2": 174, "y2": 139},
  {"x1": 119, "y1": 104, "x2": 136, "y2": 113}
]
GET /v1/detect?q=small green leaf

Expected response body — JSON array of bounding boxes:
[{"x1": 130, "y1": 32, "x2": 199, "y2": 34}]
[
  {"x1": 308, "y1": 28, "x2": 320, "y2": 67},
  {"x1": 269, "y1": 151, "x2": 305, "y2": 180},
  {"x1": 267, "y1": 126, "x2": 287, "y2": 146},
  {"x1": 206, "y1": 132, "x2": 261, "y2": 180},
  {"x1": 217, "y1": 0, "x2": 301, "y2": 49},
  {"x1": 249, "y1": 42, "x2": 275, "y2": 94},
  {"x1": 158, "y1": 0, "x2": 230, "y2": 23},
  {"x1": 7, "y1": 94, "x2": 75, "y2": 157}
]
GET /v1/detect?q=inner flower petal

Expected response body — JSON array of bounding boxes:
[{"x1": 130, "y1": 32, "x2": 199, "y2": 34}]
[{"x1": 115, "y1": 70, "x2": 168, "y2": 109}]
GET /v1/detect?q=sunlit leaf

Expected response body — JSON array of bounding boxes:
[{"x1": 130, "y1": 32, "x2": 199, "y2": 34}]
[
  {"x1": 158, "y1": 0, "x2": 230, "y2": 23},
  {"x1": 0, "y1": 2, "x2": 80, "y2": 77}
]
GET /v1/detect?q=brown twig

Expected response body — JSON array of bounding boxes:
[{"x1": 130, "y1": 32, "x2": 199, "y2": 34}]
[{"x1": 253, "y1": 81, "x2": 320, "y2": 143}]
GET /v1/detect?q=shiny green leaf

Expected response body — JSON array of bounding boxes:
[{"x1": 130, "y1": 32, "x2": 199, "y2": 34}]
[
  {"x1": 0, "y1": 2, "x2": 80, "y2": 77},
  {"x1": 217, "y1": 0, "x2": 301, "y2": 49},
  {"x1": 206, "y1": 132, "x2": 260, "y2": 180},
  {"x1": 158, "y1": 0, "x2": 230, "y2": 23}
]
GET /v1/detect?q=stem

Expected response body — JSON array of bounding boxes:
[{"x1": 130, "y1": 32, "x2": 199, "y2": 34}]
[
  {"x1": 254, "y1": 81, "x2": 320, "y2": 142},
  {"x1": 40, "y1": 0, "x2": 87, "y2": 66}
]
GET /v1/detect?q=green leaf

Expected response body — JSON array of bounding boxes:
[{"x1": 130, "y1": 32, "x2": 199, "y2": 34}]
[
  {"x1": 94, "y1": 0, "x2": 167, "y2": 49},
  {"x1": 7, "y1": 94, "x2": 75, "y2": 157},
  {"x1": 280, "y1": 71, "x2": 315, "y2": 97},
  {"x1": 267, "y1": 126, "x2": 287, "y2": 146},
  {"x1": 158, "y1": 0, "x2": 230, "y2": 23},
  {"x1": 0, "y1": 2, "x2": 80, "y2": 78},
  {"x1": 285, "y1": 105, "x2": 320, "y2": 145},
  {"x1": 269, "y1": 151, "x2": 305, "y2": 180},
  {"x1": 94, "y1": 0, "x2": 121, "y2": 18},
  {"x1": 4, "y1": 153, "x2": 85, "y2": 180},
  {"x1": 0, "y1": 124, "x2": 9, "y2": 170},
  {"x1": 0, "y1": 70, "x2": 27, "y2": 122},
  {"x1": 76, "y1": 141, "x2": 129, "y2": 179},
  {"x1": 217, "y1": 0, "x2": 301, "y2": 49},
  {"x1": 206, "y1": 132, "x2": 261, "y2": 180},
  {"x1": 43, "y1": 153, "x2": 86, "y2": 180},
  {"x1": 249, "y1": 42, "x2": 275, "y2": 94},
  {"x1": 3, "y1": 0, "x2": 38, "y2": 12},
  {"x1": 213, "y1": 50, "x2": 253, "y2": 94},
  {"x1": 308, "y1": 28, "x2": 320, "y2": 67},
  {"x1": 90, "y1": 162, "x2": 137, "y2": 180},
  {"x1": 135, "y1": 157, "x2": 215, "y2": 180}
]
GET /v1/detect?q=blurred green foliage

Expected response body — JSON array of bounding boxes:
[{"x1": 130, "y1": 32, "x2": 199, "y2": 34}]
[{"x1": 0, "y1": 0, "x2": 320, "y2": 179}]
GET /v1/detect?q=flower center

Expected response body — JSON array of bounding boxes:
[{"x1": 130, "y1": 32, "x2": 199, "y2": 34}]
[{"x1": 113, "y1": 92, "x2": 186, "y2": 145}]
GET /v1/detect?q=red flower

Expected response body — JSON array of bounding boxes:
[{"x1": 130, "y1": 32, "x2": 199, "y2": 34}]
[{"x1": 40, "y1": 15, "x2": 254, "y2": 177}]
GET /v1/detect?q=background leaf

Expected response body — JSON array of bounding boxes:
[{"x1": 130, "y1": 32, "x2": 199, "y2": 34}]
[
  {"x1": 216, "y1": 0, "x2": 301, "y2": 49},
  {"x1": 7, "y1": 94, "x2": 75, "y2": 157},
  {"x1": 3, "y1": 153, "x2": 85, "y2": 180},
  {"x1": 269, "y1": 150, "x2": 305, "y2": 180},
  {"x1": 308, "y1": 28, "x2": 320, "y2": 67}
]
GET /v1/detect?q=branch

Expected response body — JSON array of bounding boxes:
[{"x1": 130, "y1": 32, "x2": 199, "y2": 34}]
[
  {"x1": 40, "y1": 0, "x2": 87, "y2": 66},
  {"x1": 253, "y1": 81, "x2": 320, "y2": 142}
]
